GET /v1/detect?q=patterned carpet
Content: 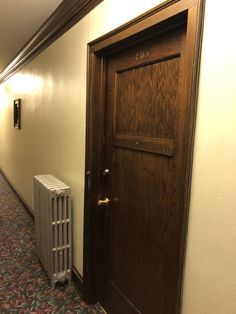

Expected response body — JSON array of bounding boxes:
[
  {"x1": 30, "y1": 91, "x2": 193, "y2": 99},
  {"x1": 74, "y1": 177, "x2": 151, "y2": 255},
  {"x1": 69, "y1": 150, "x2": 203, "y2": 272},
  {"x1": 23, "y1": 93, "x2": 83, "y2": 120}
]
[{"x1": 0, "y1": 173, "x2": 103, "y2": 313}]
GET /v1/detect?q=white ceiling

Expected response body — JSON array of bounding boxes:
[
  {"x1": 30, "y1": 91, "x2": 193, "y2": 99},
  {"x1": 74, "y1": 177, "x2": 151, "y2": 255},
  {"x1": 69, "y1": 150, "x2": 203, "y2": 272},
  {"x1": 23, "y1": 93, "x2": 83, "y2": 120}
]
[{"x1": 0, "y1": 0, "x2": 63, "y2": 73}]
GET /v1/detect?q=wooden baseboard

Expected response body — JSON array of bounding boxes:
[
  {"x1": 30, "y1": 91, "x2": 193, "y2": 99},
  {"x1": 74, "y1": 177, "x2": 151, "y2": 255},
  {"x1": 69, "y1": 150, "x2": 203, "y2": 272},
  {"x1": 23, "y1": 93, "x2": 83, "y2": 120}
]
[
  {"x1": 72, "y1": 266, "x2": 84, "y2": 295},
  {"x1": 0, "y1": 168, "x2": 84, "y2": 295},
  {"x1": 0, "y1": 169, "x2": 34, "y2": 221}
]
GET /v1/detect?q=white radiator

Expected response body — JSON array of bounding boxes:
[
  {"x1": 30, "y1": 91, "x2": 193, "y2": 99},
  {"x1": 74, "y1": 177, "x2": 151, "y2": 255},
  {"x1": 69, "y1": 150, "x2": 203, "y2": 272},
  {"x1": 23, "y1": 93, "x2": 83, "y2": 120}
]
[{"x1": 34, "y1": 175, "x2": 72, "y2": 287}]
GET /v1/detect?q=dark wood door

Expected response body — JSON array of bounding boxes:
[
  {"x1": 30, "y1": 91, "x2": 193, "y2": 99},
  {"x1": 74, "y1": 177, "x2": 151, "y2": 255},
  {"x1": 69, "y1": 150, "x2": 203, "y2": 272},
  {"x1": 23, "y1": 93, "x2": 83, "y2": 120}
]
[{"x1": 99, "y1": 26, "x2": 188, "y2": 314}]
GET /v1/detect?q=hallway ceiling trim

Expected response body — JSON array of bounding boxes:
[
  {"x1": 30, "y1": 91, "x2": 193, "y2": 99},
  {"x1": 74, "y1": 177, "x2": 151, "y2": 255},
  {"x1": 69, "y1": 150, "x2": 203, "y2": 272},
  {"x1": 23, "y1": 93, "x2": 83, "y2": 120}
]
[{"x1": 0, "y1": 0, "x2": 104, "y2": 83}]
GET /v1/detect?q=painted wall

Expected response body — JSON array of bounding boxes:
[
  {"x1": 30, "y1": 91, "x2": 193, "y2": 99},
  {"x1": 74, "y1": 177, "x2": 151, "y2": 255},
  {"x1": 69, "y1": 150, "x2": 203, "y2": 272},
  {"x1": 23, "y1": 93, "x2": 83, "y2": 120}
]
[
  {"x1": 0, "y1": 0, "x2": 165, "y2": 278},
  {"x1": 182, "y1": 0, "x2": 236, "y2": 313},
  {"x1": 0, "y1": 0, "x2": 235, "y2": 313}
]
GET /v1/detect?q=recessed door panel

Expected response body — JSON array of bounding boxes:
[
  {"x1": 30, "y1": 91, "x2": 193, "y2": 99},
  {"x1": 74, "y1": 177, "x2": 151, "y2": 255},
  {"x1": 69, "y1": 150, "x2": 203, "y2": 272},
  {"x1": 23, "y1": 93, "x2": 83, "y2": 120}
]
[{"x1": 115, "y1": 56, "x2": 180, "y2": 139}]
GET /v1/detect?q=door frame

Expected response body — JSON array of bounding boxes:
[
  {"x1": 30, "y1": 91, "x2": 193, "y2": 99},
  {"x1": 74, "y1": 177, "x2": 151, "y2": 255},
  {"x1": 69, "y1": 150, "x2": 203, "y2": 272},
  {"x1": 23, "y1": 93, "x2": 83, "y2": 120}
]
[{"x1": 83, "y1": 0, "x2": 205, "y2": 310}]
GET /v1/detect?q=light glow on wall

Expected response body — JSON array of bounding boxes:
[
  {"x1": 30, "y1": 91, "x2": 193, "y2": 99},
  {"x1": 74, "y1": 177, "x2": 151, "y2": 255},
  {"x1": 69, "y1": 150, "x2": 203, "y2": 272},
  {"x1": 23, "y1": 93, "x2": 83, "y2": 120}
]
[
  {"x1": 0, "y1": 84, "x2": 9, "y2": 110},
  {"x1": 7, "y1": 72, "x2": 43, "y2": 95}
]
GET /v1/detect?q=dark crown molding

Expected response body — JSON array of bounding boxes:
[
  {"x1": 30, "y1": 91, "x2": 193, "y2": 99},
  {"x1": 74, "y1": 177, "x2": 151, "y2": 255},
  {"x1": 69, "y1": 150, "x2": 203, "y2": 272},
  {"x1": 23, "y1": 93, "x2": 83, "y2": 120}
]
[{"x1": 0, "y1": 0, "x2": 103, "y2": 83}]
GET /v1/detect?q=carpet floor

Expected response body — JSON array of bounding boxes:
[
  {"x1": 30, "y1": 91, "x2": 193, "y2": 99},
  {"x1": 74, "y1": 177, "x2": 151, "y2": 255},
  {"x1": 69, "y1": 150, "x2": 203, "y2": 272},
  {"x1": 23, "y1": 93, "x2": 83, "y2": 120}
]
[{"x1": 0, "y1": 173, "x2": 103, "y2": 313}]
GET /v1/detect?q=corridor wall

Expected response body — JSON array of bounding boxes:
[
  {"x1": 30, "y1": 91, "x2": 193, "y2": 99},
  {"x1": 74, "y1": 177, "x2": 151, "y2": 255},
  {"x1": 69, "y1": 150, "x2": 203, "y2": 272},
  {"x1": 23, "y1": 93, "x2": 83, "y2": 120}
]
[{"x1": 0, "y1": 1, "x2": 235, "y2": 313}]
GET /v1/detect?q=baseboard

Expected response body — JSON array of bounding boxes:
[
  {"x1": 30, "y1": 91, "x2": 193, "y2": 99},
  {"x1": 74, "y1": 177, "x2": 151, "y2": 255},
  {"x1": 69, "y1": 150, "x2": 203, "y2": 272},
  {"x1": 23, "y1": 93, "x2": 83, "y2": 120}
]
[
  {"x1": 0, "y1": 169, "x2": 34, "y2": 221},
  {"x1": 72, "y1": 266, "x2": 84, "y2": 295},
  {"x1": 0, "y1": 168, "x2": 84, "y2": 295}
]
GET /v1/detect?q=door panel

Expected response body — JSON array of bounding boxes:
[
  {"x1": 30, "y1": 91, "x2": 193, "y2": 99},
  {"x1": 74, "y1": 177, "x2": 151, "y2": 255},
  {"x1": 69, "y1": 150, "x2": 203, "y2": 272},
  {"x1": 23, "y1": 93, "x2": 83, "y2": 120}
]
[
  {"x1": 115, "y1": 57, "x2": 180, "y2": 139},
  {"x1": 100, "y1": 26, "x2": 186, "y2": 314}
]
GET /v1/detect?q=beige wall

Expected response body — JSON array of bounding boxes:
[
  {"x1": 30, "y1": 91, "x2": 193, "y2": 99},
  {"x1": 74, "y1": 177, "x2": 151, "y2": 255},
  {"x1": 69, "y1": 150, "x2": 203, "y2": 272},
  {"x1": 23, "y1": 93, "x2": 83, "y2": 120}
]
[
  {"x1": 0, "y1": 0, "x2": 165, "y2": 279},
  {"x1": 182, "y1": 0, "x2": 236, "y2": 313},
  {"x1": 0, "y1": 0, "x2": 235, "y2": 313}
]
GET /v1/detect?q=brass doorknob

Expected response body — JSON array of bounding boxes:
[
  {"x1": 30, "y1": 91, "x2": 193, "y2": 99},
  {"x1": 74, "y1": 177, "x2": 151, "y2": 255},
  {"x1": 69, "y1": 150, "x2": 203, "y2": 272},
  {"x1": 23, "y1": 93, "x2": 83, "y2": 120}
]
[{"x1": 97, "y1": 197, "x2": 111, "y2": 206}]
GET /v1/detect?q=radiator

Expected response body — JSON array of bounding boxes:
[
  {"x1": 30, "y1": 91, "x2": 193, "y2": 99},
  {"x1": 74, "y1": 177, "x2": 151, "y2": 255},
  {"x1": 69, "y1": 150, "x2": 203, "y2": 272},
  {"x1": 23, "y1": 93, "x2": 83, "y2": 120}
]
[{"x1": 34, "y1": 175, "x2": 72, "y2": 287}]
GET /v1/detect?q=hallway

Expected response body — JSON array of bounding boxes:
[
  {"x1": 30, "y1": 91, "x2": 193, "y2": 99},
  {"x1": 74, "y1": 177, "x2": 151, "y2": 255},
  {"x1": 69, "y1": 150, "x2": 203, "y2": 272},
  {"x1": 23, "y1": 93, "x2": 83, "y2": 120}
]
[{"x1": 0, "y1": 173, "x2": 103, "y2": 313}]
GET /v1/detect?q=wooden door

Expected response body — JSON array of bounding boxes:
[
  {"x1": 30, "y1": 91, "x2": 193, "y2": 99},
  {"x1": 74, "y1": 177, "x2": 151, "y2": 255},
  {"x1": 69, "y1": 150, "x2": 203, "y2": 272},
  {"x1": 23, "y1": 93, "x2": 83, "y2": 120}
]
[
  {"x1": 99, "y1": 26, "x2": 186, "y2": 314},
  {"x1": 84, "y1": 1, "x2": 205, "y2": 314}
]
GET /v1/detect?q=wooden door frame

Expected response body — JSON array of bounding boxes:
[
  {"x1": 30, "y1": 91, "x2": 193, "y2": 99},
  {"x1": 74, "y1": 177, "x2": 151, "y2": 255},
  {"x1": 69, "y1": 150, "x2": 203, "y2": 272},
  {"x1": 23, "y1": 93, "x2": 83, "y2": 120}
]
[{"x1": 83, "y1": 0, "x2": 205, "y2": 310}]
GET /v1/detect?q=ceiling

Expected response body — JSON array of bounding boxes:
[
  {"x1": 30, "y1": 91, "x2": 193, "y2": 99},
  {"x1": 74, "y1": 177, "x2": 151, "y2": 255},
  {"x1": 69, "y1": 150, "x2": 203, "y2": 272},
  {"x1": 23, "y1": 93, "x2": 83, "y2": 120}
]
[{"x1": 0, "y1": 0, "x2": 63, "y2": 73}]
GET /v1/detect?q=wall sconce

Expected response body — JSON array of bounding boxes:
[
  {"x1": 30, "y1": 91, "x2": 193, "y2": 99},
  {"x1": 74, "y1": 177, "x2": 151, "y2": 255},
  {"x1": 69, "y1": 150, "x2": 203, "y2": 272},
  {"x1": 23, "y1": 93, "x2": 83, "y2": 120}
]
[{"x1": 13, "y1": 99, "x2": 21, "y2": 129}]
